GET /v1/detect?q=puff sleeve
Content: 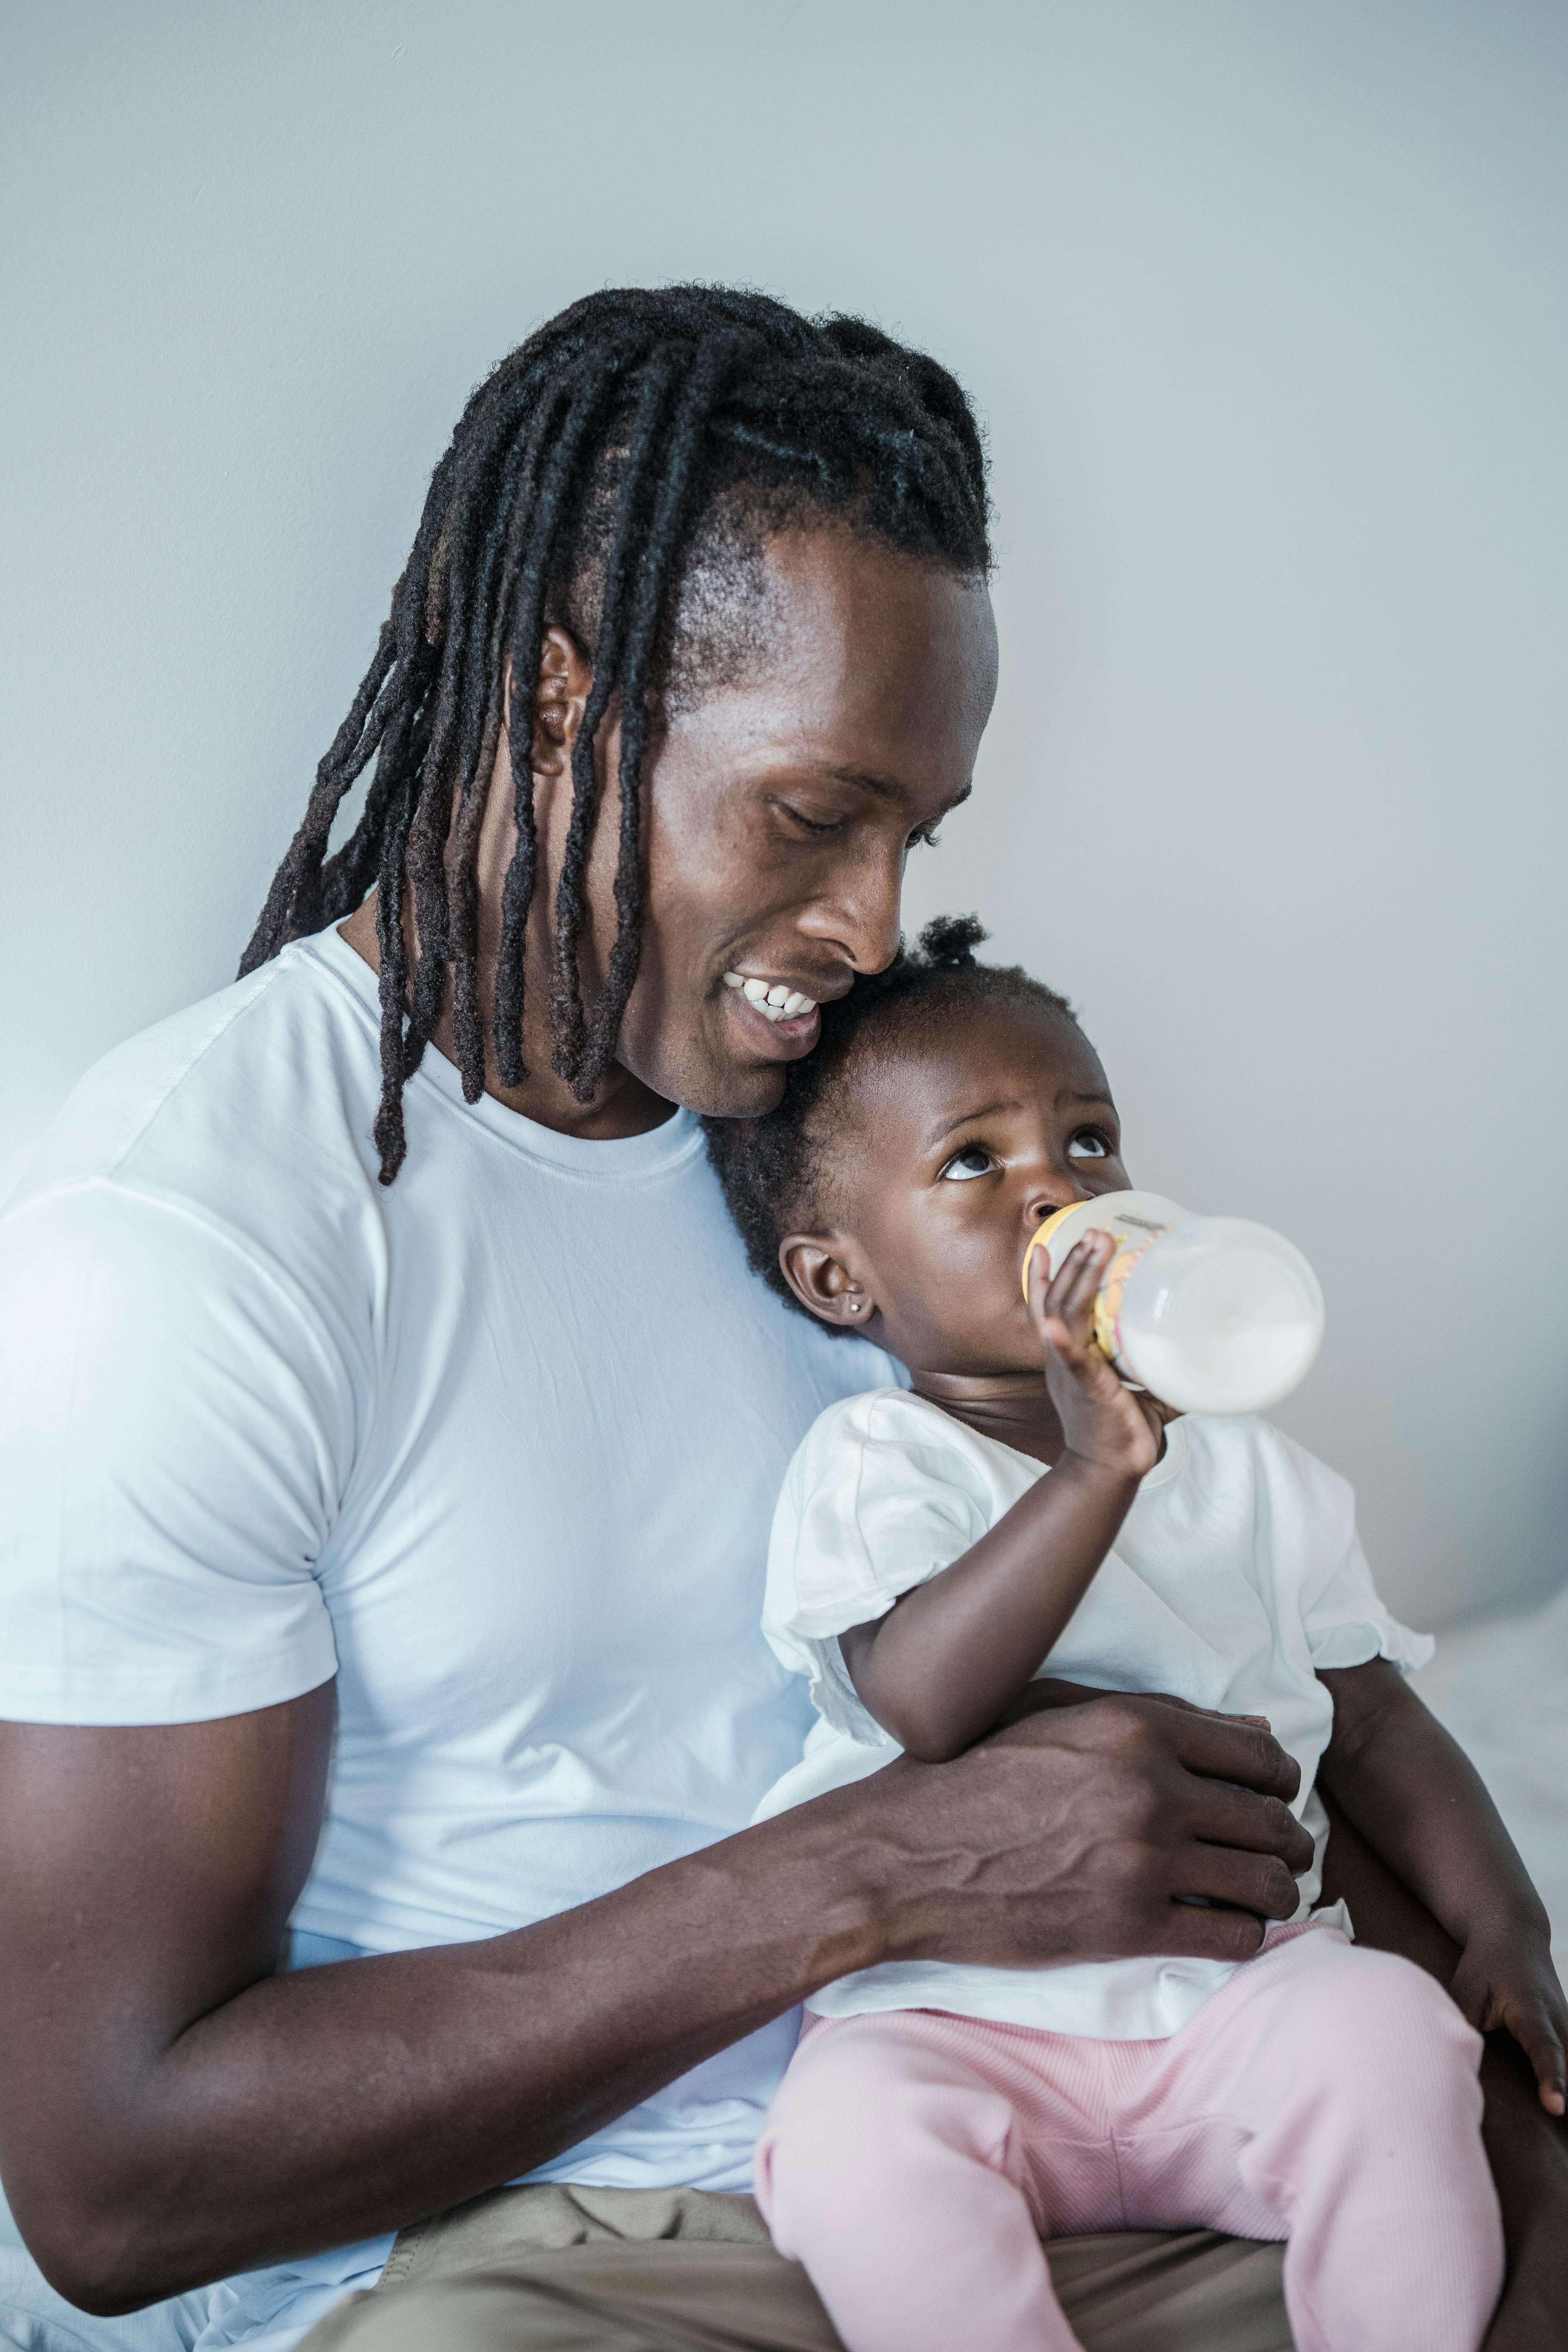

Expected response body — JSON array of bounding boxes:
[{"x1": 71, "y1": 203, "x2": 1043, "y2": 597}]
[{"x1": 760, "y1": 1390, "x2": 1000, "y2": 1739}]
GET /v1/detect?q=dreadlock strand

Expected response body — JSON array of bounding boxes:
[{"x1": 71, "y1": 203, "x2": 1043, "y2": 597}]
[
  {"x1": 572, "y1": 338, "x2": 744, "y2": 1097},
  {"x1": 548, "y1": 348, "x2": 687, "y2": 1083},
  {"x1": 315, "y1": 681, "x2": 430, "y2": 927},
  {"x1": 485, "y1": 480, "x2": 568, "y2": 1088},
  {"x1": 477, "y1": 360, "x2": 624, "y2": 1085},
  {"x1": 446, "y1": 359, "x2": 629, "y2": 1102},
  {"x1": 443, "y1": 428, "x2": 569, "y2": 1092},
  {"x1": 399, "y1": 361, "x2": 586, "y2": 1076},
  {"x1": 369, "y1": 758, "x2": 423, "y2": 1183},
  {"x1": 492, "y1": 353, "x2": 673, "y2": 1085},
  {"x1": 483, "y1": 444, "x2": 577, "y2": 1087},
  {"x1": 237, "y1": 624, "x2": 400, "y2": 974}
]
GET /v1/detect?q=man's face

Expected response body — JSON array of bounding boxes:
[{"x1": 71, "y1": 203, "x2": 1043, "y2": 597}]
[{"x1": 602, "y1": 529, "x2": 999, "y2": 1117}]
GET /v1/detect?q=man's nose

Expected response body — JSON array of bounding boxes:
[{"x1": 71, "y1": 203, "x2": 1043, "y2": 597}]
[{"x1": 799, "y1": 842, "x2": 904, "y2": 976}]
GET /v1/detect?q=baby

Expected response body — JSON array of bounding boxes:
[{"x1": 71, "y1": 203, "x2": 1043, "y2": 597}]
[{"x1": 704, "y1": 916, "x2": 1566, "y2": 2352}]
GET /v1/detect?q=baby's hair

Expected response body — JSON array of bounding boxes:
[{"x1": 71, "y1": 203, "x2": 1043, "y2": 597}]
[{"x1": 703, "y1": 915, "x2": 1080, "y2": 1325}]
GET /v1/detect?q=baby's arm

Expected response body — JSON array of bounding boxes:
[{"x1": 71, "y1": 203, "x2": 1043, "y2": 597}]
[
  {"x1": 1319, "y1": 1658, "x2": 1568, "y2": 2114},
  {"x1": 840, "y1": 1232, "x2": 1165, "y2": 1763}
]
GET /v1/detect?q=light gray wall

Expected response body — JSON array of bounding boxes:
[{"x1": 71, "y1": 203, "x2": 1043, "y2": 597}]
[{"x1": 4, "y1": 1, "x2": 1565, "y2": 1628}]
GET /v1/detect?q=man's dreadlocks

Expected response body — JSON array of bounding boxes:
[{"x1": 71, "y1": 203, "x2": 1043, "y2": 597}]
[{"x1": 240, "y1": 286, "x2": 991, "y2": 1182}]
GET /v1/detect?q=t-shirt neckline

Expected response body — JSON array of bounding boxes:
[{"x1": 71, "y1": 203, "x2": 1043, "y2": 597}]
[{"x1": 299, "y1": 926, "x2": 704, "y2": 1180}]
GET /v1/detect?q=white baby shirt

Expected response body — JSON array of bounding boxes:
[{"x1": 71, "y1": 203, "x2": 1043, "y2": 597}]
[{"x1": 753, "y1": 1387, "x2": 1434, "y2": 2041}]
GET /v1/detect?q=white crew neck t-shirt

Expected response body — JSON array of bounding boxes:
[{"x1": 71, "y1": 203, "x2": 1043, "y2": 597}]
[
  {"x1": 753, "y1": 1387, "x2": 1433, "y2": 2042},
  {"x1": 0, "y1": 928, "x2": 900, "y2": 2341}
]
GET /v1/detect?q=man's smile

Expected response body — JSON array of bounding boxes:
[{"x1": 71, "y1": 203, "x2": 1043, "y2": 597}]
[{"x1": 722, "y1": 970, "x2": 819, "y2": 1023}]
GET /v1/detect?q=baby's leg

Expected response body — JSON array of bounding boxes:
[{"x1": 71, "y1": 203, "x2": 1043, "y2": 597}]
[
  {"x1": 755, "y1": 2013, "x2": 1083, "y2": 2352},
  {"x1": 1125, "y1": 1929, "x2": 1504, "y2": 2352}
]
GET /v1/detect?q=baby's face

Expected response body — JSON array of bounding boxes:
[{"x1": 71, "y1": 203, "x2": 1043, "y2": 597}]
[{"x1": 784, "y1": 996, "x2": 1132, "y2": 1376}]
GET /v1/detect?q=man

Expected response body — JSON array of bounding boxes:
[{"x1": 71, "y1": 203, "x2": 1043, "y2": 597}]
[{"x1": 0, "y1": 287, "x2": 1560, "y2": 2352}]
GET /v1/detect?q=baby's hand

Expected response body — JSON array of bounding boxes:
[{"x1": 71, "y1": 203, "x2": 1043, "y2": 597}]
[
  {"x1": 1451, "y1": 1921, "x2": 1568, "y2": 2115},
  {"x1": 1028, "y1": 1231, "x2": 1171, "y2": 1482}
]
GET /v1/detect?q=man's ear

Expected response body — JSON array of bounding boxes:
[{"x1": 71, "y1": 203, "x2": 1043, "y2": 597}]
[
  {"x1": 779, "y1": 1233, "x2": 877, "y2": 1330},
  {"x1": 503, "y1": 628, "x2": 593, "y2": 780}
]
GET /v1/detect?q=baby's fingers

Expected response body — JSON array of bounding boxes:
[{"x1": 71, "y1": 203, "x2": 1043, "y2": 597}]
[
  {"x1": 1506, "y1": 1993, "x2": 1567, "y2": 2116},
  {"x1": 1033, "y1": 1232, "x2": 1110, "y2": 1353},
  {"x1": 1037, "y1": 1314, "x2": 1093, "y2": 1376}
]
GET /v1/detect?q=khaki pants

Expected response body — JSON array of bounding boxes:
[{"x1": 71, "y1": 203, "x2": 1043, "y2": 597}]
[{"x1": 299, "y1": 2183, "x2": 1293, "y2": 2351}]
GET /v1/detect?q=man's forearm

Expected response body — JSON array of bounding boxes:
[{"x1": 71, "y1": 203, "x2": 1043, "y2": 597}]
[
  {"x1": 0, "y1": 1691, "x2": 1316, "y2": 2317},
  {"x1": 2, "y1": 1797, "x2": 886, "y2": 2314}
]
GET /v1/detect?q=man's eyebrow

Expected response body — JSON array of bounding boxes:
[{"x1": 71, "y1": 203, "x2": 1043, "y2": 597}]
[
  {"x1": 823, "y1": 767, "x2": 974, "y2": 815},
  {"x1": 924, "y1": 1098, "x2": 1020, "y2": 1151}
]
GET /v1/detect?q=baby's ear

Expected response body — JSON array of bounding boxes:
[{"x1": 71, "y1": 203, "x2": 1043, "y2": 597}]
[{"x1": 778, "y1": 1234, "x2": 875, "y2": 1330}]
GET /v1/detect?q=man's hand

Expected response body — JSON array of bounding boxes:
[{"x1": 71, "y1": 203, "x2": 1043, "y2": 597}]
[
  {"x1": 857, "y1": 1688, "x2": 1312, "y2": 1970},
  {"x1": 996, "y1": 1677, "x2": 1270, "y2": 1730}
]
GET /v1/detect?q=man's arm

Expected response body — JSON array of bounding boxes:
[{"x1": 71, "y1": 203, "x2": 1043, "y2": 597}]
[
  {"x1": 1319, "y1": 1789, "x2": 1568, "y2": 2352},
  {"x1": 0, "y1": 1681, "x2": 1311, "y2": 2315}
]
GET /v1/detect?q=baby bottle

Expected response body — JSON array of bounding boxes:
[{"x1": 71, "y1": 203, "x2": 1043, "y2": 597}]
[{"x1": 1020, "y1": 1190, "x2": 1325, "y2": 1416}]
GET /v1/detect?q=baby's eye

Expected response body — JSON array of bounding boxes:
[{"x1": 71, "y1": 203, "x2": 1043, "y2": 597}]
[
  {"x1": 939, "y1": 1145, "x2": 994, "y2": 1182},
  {"x1": 1067, "y1": 1129, "x2": 1109, "y2": 1161}
]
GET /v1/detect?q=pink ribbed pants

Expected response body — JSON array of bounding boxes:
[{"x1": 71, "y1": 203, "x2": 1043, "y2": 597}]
[{"x1": 755, "y1": 1928, "x2": 1503, "y2": 2352}]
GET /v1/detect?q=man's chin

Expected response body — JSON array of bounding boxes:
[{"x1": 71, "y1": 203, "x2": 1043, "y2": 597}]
[
  {"x1": 682, "y1": 1060, "x2": 791, "y2": 1121},
  {"x1": 629, "y1": 1040, "x2": 790, "y2": 1122},
  {"x1": 621, "y1": 987, "x2": 829, "y2": 1117}
]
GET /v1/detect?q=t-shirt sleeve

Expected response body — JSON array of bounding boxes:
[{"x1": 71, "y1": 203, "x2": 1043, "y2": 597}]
[
  {"x1": 1269, "y1": 1428, "x2": 1436, "y2": 1675},
  {"x1": 0, "y1": 1180, "x2": 350, "y2": 1724},
  {"x1": 761, "y1": 1395, "x2": 994, "y2": 1741}
]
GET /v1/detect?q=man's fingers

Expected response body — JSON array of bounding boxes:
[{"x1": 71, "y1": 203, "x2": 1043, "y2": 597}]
[
  {"x1": 1002, "y1": 1698, "x2": 1307, "y2": 1844},
  {"x1": 1176, "y1": 1841, "x2": 1303, "y2": 1921},
  {"x1": 1151, "y1": 1901, "x2": 1269, "y2": 1965},
  {"x1": 1181, "y1": 1775, "x2": 1313, "y2": 1872},
  {"x1": 1129, "y1": 1690, "x2": 1272, "y2": 1730},
  {"x1": 1162, "y1": 1707, "x2": 1305, "y2": 1809}
]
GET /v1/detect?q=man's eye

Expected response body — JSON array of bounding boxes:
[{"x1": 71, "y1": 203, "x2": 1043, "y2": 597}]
[
  {"x1": 1067, "y1": 1129, "x2": 1109, "y2": 1160},
  {"x1": 779, "y1": 803, "x2": 845, "y2": 837},
  {"x1": 939, "y1": 1145, "x2": 993, "y2": 1181},
  {"x1": 909, "y1": 825, "x2": 942, "y2": 850}
]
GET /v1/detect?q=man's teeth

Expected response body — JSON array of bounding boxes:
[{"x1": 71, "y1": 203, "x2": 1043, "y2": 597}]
[{"x1": 722, "y1": 971, "x2": 818, "y2": 1024}]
